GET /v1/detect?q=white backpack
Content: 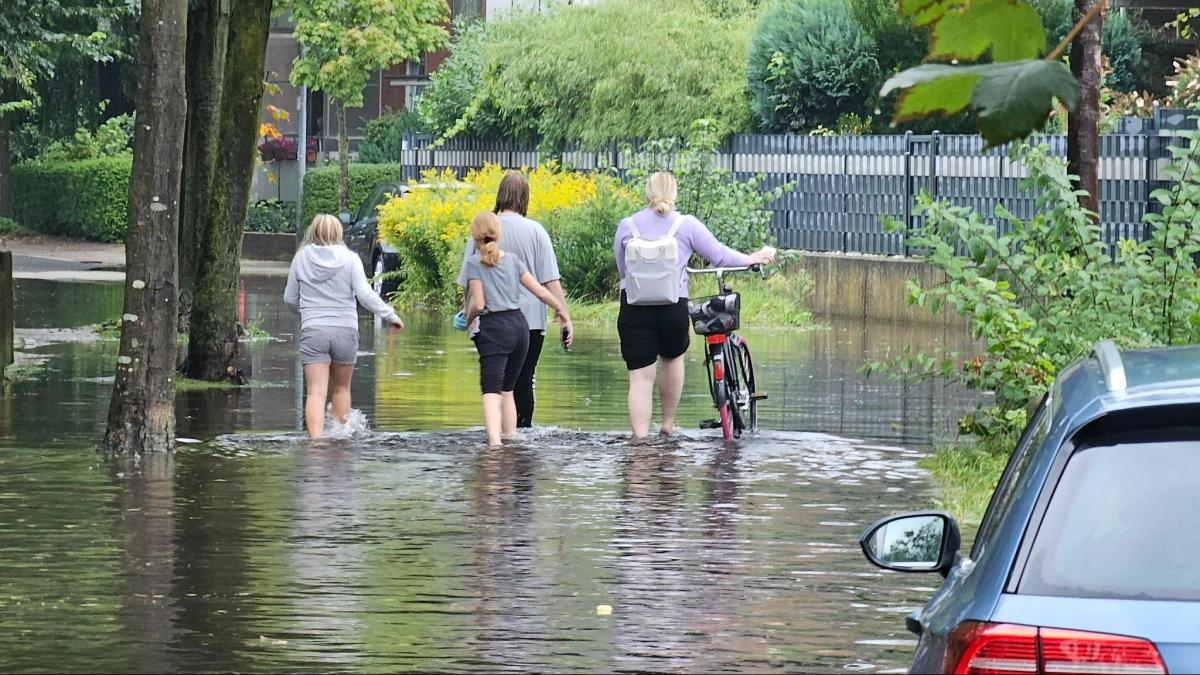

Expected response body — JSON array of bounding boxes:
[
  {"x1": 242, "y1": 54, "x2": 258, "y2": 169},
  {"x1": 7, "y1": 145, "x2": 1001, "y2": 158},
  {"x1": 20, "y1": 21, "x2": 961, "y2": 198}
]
[{"x1": 623, "y1": 215, "x2": 684, "y2": 305}]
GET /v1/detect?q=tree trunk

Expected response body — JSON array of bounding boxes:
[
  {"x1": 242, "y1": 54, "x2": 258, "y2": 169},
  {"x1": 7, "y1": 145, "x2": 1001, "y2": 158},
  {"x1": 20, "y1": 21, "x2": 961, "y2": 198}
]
[
  {"x1": 1067, "y1": 0, "x2": 1103, "y2": 216},
  {"x1": 184, "y1": 0, "x2": 272, "y2": 382},
  {"x1": 0, "y1": 115, "x2": 12, "y2": 219},
  {"x1": 178, "y1": 0, "x2": 232, "y2": 331},
  {"x1": 103, "y1": 0, "x2": 188, "y2": 454},
  {"x1": 338, "y1": 102, "x2": 349, "y2": 213}
]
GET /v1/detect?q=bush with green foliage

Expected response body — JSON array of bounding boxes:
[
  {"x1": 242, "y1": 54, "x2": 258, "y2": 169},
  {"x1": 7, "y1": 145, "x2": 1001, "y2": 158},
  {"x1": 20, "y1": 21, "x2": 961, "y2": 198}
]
[
  {"x1": 416, "y1": 19, "x2": 504, "y2": 140},
  {"x1": 36, "y1": 114, "x2": 135, "y2": 162},
  {"x1": 865, "y1": 135, "x2": 1200, "y2": 437},
  {"x1": 0, "y1": 217, "x2": 22, "y2": 235},
  {"x1": 12, "y1": 157, "x2": 132, "y2": 241},
  {"x1": 301, "y1": 164, "x2": 401, "y2": 225},
  {"x1": 423, "y1": 0, "x2": 752, "y2": 147},
  {"x1": 747, "y1": 0, "x2": 880, "y2": 132},
  {"x1": 542, "y1": 182, "x2": 642, "y2": 302},
  {"x1": 356, "y1": 109, "x2": 426, "y2": 164},
  {"x1": 244, "y1": 199, "x2": 297, "y2": 233},
  {"x1": 624, "y1": 120, "x2": 792, "y2": 253}
]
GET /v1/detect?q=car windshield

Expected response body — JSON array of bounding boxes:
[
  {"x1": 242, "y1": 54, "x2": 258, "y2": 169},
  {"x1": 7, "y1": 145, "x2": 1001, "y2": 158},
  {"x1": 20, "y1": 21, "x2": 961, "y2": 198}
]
[{"x1": 1019, "y1": 439, "x2": 1200, "y2": 601}]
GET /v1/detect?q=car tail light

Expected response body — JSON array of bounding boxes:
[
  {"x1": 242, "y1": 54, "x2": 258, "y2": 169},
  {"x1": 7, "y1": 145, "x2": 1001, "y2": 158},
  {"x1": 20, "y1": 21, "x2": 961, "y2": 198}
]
[
  {"x1": 947, "y1": 622, "x2": 1167, "y2": 675},
  {"x1": 1040, "y1": 628, "x2": 1167, "y2": 675}
]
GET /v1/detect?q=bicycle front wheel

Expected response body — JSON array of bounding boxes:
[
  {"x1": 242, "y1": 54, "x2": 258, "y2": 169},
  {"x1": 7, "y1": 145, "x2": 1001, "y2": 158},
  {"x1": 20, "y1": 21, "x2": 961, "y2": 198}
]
[{"x1": 726, "y1": 336, "x2": 758, "y2": 436}]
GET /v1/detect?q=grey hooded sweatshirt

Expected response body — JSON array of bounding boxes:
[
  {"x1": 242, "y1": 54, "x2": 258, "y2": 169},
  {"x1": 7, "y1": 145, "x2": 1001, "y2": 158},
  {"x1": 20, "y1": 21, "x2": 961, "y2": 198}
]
[{"x1": 284, "y1": 244, "x2": 400, "y2": 329}]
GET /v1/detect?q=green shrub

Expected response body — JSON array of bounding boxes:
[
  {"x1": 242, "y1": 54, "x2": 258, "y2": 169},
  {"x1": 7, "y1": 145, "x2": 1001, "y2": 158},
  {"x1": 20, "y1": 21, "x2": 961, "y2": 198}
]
[
  {"x1": 425, "y1": 0, "x2": 753, "y2": 146},
  {"x1": 37, "y1": 114, "x2": 135, "y2": 162},
  {"x1": 864, "y1": 135, "x2": 1200, "y2": 438},
  {"x1": 301, "y1": 163, "x2": 401, "y2": 225},
  {"x1": 748, "y1": 0, "x2": 880, "y2": 132},
  {"x1": 357, "y1": 110, "x2": 427, "y2": 164},
  {"x1": 417, "y1": 18, "x2": 505, "y2": 140},
  {"x1": 244, "y1": 199, "x2": 297, "y2": 233},
  {"x1": 624, "y1": 120, "x2": 792, "y2": 253},
  {"x1": 542, "y1": 182, "x2": 642, "y2": 302},
  {"x1": 0, "y1": 217, "x2": 22, "y2": 235},
  {"x1": 12, "y1": 157, "x2": 132, "y2": 241}
]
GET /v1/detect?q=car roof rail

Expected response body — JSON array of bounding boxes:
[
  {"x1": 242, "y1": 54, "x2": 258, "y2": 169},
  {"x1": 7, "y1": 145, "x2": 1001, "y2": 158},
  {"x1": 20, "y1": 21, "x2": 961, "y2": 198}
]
[{"x1": 1092, "y1": 340, "x2": 1127, "y2": 393}]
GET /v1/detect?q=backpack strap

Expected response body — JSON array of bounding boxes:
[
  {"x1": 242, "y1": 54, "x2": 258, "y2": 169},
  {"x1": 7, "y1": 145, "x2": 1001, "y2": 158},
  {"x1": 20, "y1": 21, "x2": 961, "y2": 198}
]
[
  {"x1": 666, "y1": 215, "x2": 685, "y2": 238},
  {"x1": 624, "y1": 217, "x2": 640, "y2": 240}
]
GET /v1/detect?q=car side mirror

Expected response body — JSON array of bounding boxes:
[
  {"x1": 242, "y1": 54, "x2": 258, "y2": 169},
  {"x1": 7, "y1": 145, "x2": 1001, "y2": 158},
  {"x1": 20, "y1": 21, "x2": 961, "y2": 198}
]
[
  {"x1": 859, "y1": 511, "x2": 961, "y2": 577},
  {"x1": 338, "y1": 211, "x2": 353, "y2": 226}
]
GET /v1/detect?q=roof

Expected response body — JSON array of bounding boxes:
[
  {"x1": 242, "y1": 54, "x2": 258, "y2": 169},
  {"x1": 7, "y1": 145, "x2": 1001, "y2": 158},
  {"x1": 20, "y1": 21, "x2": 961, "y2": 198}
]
[{"x1": 1053, "y1": 343, "x2": 1200, "y2": 439}]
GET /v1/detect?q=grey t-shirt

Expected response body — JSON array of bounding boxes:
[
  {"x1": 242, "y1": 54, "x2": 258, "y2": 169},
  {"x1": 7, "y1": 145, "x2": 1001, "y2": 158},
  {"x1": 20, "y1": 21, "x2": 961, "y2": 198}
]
[
  {"x1": 457, "y1": 214, "x2": 560, "y2": 331},
  {"x1": 465, "y1": 253, "x2": 529, "y2": 314}
]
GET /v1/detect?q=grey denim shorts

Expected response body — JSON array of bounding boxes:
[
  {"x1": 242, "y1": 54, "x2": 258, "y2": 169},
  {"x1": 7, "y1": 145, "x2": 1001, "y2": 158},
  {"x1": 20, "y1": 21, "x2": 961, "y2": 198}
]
[{"x1": 300, "y1": 326, "x2": 359, "y2": 365}]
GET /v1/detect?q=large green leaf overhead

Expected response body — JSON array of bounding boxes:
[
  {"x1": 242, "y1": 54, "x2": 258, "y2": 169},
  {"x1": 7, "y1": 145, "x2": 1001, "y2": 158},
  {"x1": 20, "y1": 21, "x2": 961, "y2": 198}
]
[
  {"x1": 882, "y1": 60, "x2": 1079, "y2": 147},
  {"x1": 882, "y1": 0, "x2": 1078, "y2": 144}
]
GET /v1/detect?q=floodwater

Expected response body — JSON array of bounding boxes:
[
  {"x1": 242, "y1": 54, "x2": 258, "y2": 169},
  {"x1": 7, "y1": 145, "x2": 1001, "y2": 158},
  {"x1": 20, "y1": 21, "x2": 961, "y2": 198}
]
[{"x1": 0, "y1": 275, "x2": 978, "y2": 673}]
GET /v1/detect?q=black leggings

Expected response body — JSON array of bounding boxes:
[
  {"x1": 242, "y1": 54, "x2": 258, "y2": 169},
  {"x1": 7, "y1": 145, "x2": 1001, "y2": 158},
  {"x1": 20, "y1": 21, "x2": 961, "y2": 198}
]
[{"x1": 514, "y1": 330, "x2": 545, "y2": 428}]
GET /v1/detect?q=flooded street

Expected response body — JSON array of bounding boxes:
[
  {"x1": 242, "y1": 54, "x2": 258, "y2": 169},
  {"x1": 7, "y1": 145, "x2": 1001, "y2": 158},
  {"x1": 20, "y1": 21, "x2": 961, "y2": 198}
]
[{"x1": 0, "y1": 276, "x2": 977, "y2": 672}]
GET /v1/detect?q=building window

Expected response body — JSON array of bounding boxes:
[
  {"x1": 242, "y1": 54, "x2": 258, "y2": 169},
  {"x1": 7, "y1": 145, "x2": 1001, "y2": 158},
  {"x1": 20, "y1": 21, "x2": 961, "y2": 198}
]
[{"x1": 452, "y1": 0, "x2": 484, "y2": 21}]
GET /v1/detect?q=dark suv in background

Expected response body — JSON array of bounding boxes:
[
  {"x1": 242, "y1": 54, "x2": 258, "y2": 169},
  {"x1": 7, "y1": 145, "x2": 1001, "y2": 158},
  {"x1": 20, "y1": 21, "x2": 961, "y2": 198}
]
[
  {"x1": 343, "y1": 181, "x2": 405, "y2": 298},
  {"x1": 860, "y1": 341, "x2": 1200, "y2": 674}
]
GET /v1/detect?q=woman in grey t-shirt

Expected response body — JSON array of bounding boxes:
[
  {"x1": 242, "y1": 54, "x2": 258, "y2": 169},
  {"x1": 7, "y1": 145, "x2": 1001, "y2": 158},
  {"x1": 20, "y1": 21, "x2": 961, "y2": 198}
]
[{"x1": 464, "y1": 212, "x2": 569, "y2": 447}]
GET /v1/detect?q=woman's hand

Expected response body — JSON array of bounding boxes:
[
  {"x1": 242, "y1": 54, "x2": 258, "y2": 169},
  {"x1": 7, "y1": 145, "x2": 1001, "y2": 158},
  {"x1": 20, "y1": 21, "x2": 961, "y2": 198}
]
[
  {"x1": 748, "y1": 246, "x2": 776, "y2": 266},
  {"x1": 391, "y1": 317, "x2": 405, "y2": 332},
  {"x1": 556, "y1": 311, "x2": 574, "y2": 348}
]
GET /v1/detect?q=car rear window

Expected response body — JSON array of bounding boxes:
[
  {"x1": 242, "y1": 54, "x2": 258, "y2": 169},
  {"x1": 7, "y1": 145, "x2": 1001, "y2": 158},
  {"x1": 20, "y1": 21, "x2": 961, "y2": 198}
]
[{"x1": 1019, "y1": 440, "x2": 1200, "y2": 601}]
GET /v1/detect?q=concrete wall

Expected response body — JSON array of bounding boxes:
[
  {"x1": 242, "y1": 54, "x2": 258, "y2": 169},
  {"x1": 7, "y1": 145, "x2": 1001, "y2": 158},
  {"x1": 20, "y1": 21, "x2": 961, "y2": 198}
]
[{"x1": 795, "y1": 252, "x2": 964, "y2": 327}]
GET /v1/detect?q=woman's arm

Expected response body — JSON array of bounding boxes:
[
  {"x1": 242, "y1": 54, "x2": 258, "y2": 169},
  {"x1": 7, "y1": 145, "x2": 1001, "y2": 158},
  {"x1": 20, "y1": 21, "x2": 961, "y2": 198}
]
[
  {"x1": 350, "y1": 258, "x2": 403, "y2": 327},
  {"x1": 465, "y1": 279, "x2": 486, "y2": 325},
  {"x1": 613, "y1": 218, "x2": 629, "y2": 280},
  {"x1": 284, "y1": 259, "x2": 300, "y2": 312},
  {"x1": 520, "y1": 271, "x2": 569, "y2": 323},
  {"x1": 689, "y1": 218, "x2": 755, "y2": 268}
]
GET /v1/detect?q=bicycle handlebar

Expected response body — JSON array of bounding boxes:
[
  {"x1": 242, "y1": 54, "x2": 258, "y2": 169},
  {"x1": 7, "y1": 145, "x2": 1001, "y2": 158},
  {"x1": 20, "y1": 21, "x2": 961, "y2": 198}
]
[{"x1": 686, "y1": 264, "x2": 762, "y2": 275}]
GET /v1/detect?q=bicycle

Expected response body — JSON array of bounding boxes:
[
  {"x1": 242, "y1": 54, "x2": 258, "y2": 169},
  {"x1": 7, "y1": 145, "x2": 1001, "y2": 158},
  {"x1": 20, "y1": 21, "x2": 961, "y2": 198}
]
[{"x1": 687, "y1": 265, "x2": 766, "y2": 441}]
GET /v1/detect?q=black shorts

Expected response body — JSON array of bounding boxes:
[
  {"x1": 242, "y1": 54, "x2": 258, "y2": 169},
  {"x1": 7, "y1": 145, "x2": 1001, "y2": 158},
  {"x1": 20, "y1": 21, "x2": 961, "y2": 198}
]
[
  {"x1": 617, "y1": 292, "x2": 690, "y2": 371},
  {"x1": 473, "y1": 310, "x2": 530, "y2": 394}
]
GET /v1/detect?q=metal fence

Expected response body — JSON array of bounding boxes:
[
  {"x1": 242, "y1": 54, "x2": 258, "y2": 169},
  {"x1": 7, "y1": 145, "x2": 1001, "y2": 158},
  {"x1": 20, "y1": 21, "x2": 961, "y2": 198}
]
[{"x1": 396, "y1": 129, "x2": 1181, "y2": 256}]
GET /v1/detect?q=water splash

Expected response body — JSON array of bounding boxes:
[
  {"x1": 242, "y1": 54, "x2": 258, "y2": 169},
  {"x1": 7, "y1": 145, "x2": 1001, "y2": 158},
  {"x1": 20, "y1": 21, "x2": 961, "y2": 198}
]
[{"x1": 324, "y1": 407, "x2": 371, "y2": 440}]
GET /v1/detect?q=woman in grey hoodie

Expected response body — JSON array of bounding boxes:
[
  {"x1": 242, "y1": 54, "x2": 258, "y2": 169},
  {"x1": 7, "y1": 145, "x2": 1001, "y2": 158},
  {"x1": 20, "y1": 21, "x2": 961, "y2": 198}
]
[{"x1": 285, "y1": 214, "x2": 405, "y2": 437}]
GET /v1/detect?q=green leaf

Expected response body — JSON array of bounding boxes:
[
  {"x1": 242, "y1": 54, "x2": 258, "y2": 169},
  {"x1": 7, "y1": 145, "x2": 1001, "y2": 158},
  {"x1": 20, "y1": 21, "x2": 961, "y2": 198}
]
[
  {"x1": 900, "y1": 0, "x2": 952, "y2": 27},
  {"x1": 882, "y1": 61, "x2": 1079, "y2": 148},
  {"x1": 894, "y1": 72, "x2": 980, "y2": 120},
  {"x1": 930, "y1": 0, "x2": 1045, "y2": 62}
]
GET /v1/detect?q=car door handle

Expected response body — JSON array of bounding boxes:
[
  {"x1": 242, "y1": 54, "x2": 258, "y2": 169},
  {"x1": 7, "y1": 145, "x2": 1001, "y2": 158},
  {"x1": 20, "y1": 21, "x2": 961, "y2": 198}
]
[{"x1": 905, "y1": 613, "x2": 924, "y2": 636}]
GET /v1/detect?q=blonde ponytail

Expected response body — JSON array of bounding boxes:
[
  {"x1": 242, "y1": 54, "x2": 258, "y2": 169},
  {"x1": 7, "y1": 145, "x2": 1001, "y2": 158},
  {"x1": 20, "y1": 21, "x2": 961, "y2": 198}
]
[
  {"x1": 471, "y1": 211, "x2": 503, "y2": 267},
  {"x1": 646, "y1": 171, "x2": 678, "y2": 216}
]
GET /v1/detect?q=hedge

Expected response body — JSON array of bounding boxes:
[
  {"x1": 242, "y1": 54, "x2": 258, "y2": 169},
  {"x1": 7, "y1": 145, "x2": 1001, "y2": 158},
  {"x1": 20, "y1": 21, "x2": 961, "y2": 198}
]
[
  {"x1": 12, "y1": 156, "x2": 132, "y2": 241},
  {"x1": 301, "y1": 163, "x2": 402, "y2": 226}
]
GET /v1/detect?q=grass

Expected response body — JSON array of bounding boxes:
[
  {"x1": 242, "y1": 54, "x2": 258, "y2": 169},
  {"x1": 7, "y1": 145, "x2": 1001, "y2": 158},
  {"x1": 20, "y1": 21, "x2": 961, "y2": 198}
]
[
  {"x1": 920, "y1": 433, "x2": 1016, "y2": 528},
  {"x1": 565, "y1": 266, "x2": 816, "y2": 327},
  {"x1": 176, "y1": 377, "x2": 243, "y2": 392}
]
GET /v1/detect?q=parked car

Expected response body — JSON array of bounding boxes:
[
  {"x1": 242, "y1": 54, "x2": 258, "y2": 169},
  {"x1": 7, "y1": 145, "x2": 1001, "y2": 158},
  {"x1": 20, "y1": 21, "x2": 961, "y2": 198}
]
[
  {"x1": 342, "y1": 181, "x2": 405, "y2": 298},
  {"x1": 860, "y1": 340, "x2": 1200, "y2": 674}
]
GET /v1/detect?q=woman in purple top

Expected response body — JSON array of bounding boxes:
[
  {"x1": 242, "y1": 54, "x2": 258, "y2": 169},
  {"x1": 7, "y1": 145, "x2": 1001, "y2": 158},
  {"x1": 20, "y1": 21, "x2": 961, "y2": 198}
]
[{"x1": 614, "y1": 171, "x2": 775, "y2": 440}]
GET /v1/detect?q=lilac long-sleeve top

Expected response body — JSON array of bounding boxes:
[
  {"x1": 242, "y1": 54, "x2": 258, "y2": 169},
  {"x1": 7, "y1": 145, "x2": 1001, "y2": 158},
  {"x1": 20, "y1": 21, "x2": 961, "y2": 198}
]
[{"x1": 614, "y1": 208, "x2": 753, "y2": 299}]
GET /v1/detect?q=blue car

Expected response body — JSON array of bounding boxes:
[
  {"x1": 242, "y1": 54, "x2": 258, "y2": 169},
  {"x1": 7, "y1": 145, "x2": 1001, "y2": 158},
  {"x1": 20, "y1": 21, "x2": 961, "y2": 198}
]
[{"x1": 860, "y1": 341, "x2": 1200, "y2": 674}]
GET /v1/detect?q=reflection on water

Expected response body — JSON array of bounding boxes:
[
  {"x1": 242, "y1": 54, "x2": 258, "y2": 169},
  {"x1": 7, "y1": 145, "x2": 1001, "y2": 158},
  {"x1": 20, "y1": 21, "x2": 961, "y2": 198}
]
[{"x1": 0, "y1": 276, "x2": 980, "y2": 672}]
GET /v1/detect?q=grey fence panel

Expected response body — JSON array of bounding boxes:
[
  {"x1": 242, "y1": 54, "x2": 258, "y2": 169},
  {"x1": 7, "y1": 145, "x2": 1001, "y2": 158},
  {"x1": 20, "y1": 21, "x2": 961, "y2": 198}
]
[{"x1": 395, "y1": 131, "x2": 1183, "y2": 254}]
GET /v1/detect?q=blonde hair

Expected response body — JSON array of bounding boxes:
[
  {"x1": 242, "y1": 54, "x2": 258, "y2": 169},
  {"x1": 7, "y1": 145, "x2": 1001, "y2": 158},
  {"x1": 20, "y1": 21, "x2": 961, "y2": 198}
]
[
  {"x1": 646, "y1": 171, "x2": 678, "y2": 216},
  {"x1": 471, "y1": 211, "x2": 502, "y2": 267},
  {"x1": 303, "y1": 214, "x2": 344, "y2": 246}
]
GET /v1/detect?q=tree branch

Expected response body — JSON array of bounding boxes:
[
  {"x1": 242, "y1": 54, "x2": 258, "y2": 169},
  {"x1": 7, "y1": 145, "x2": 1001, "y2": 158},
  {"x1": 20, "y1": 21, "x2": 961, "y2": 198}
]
[{"x1": 1045, "y1": 0, "x2": 1107, "y2": 63}]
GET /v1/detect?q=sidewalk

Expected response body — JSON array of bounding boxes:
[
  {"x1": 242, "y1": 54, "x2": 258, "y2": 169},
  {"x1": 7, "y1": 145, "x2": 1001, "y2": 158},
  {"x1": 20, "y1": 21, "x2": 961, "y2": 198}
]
[{"x1": 4, "y1": 235, "x2": 290, "y2": 281}]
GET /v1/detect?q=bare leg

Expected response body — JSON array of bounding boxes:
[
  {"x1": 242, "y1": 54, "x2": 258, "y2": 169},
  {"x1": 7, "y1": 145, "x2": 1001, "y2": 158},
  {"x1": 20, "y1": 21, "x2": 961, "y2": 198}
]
[
  {"x1": 627, "y1": 363, "x2": 657, "y2": 440},
  {"x1": 330, "y1": 363, "x2": 354, "y2": 424},
  {"x1": 304, "y1": 363, "x2": 331, "y2": 439},
  {"x1": 482, "y1": 393, "x2": 504, "y2": 447},
  {"x1": 658, "y1": 355, "x2": 685, "y2": 435},
  {"x1": 501, "y1": 391, "x2": 518, "y2": 440}
]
